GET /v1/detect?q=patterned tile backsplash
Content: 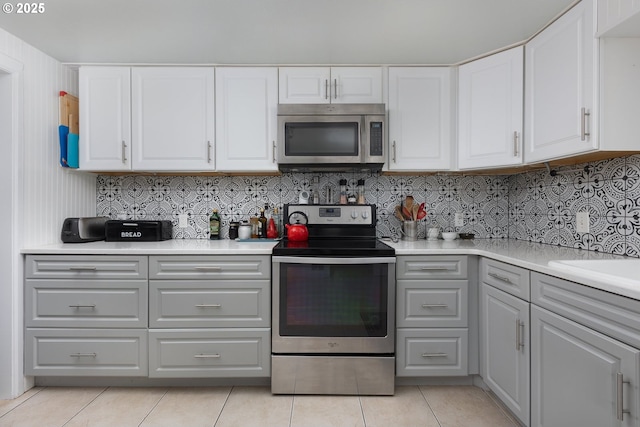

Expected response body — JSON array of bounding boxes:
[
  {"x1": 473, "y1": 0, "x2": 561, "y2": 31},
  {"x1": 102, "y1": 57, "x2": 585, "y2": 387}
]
[{"x1": 96, "y1": 154, "x2": 640, "y2": 258}]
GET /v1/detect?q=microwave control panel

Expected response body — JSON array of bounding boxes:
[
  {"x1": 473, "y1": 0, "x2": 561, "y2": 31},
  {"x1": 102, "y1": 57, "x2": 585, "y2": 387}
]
[{"x1": 370, "y1": 122, "x2": 384, "y2": 156}]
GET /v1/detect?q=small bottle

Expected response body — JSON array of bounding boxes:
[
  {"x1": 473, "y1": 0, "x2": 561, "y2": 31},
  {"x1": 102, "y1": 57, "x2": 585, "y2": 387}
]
[
  {"x1": 228, "y1": 221, "x2": 239, "y2": 240},
  {"x1": 272, "y1": 207, "x2": 281, "y2": 237},
  {"x1": 339, "y1": 179, "x2": 347, "y2": 205},
  {"x1": 258, "y1": 207, "x2": 267, "y2": 238},
  {"x1": 357, "y1": 179, "x2": 366, "y2": 205},
  {"x1": 209, "y1": 209, "x2": 220, "y2": 240}
]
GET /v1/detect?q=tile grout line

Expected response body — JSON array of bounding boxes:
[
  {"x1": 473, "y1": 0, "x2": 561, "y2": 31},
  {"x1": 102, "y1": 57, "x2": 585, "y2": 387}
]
[
  {"x1": 288, "y1": 394, "x2": 296, "y2": 427},
  {"x1": 137, "y1": 387, "x2": 170, "y2": 427},
  {"x1": 417, "y1": 386, "x2": 443, "y2": 427},
  {"x1": 0, "y1": 386, "x2": 47, "y2": 421},
  {"x1": 61, "y1": 386, "x2": 109, "y2": 427},
  {"x1": 212, "y1": 385, "x2": 234, "y2": 427}
]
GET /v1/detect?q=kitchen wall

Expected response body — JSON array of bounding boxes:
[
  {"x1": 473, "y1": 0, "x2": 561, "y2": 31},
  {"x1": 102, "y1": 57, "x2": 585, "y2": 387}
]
[{"x1": 97, "y1": 154, "x2": 640, "y2": 258}]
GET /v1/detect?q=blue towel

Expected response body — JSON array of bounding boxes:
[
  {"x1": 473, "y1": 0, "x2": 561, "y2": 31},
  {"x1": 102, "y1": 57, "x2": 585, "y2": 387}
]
[{"x1": 67, "y1": 133, "x2": 79, "y2": 168}]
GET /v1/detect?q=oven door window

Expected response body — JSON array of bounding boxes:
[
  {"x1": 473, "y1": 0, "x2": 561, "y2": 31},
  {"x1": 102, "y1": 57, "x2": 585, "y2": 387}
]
[{"x1": 279, "y1": 262, "x2": 388, "y2": 337}]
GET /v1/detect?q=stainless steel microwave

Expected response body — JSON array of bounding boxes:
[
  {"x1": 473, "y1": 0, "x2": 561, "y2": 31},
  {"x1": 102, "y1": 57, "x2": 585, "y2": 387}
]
[{"x1": 277, "y1": 104, "x2": 386, "y2": 172}]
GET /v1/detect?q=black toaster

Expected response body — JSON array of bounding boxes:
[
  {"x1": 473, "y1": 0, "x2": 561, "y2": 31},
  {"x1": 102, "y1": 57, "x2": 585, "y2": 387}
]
[
  {"x1": 105, "y1": 220, "x2": 173, "y2": 241},
  {"x1": 61, "y1": 217, "x2": 109, "y2": 243}
]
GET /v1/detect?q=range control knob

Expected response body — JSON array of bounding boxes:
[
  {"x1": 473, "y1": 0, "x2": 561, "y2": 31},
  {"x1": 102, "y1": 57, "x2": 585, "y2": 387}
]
[
  {"x1": 362, "y1": 211, "x2": 369, "y2": 219},
  {"x1": 351, "y1": 210, "x2": 359, "y2": 219}
]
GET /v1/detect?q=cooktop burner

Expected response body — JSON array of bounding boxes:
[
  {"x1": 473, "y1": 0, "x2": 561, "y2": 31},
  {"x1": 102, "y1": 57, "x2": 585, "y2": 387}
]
[{"x1": 273, "y1": 238, "x2": 395, "y2": 257}]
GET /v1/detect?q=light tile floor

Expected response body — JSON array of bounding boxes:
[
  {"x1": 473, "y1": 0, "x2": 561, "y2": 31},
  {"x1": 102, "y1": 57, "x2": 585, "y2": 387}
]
[{"x1": 0, "y1": 385, "x2": 520, "y2": 427}]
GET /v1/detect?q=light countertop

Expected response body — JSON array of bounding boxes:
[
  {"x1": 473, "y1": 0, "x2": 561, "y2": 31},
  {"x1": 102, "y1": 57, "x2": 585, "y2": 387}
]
[
  {"x1": 20, "y1": 239, "x2": 279, "y2": 255},
  {"x1": 21, "y1": 237, "x2": 640, "y2": 300}
]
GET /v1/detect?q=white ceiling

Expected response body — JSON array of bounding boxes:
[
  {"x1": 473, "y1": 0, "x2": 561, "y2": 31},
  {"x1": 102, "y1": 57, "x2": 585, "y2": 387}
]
[{"x1": 0, "y1": 0, "x2": 578, "y2": 65}]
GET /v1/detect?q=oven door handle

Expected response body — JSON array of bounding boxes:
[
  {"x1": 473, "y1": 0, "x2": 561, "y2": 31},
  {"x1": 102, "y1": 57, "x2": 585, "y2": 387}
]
[{"x1": 272, "y1": 256, "x2": 396, "y2": 265}]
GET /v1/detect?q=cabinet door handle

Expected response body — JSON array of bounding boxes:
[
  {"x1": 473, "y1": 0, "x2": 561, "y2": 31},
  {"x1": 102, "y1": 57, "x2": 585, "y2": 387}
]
[
  {"x1": 421, "y1": 303, "x2": 448, "y2": 308},
  {"x1": 392, "y1": 141, "x2": 397, "y2": 163},
  {"x1": 272, "y1": 141, "x2": 276, "y2": 163},
  {"x1": 516, "y1": 319, "x2": 525, "y2": 351},
  {"x1": 207, "y1": 141, "x2": 213, "y2": 163},
  {"x1": 421, "y1": 266, "x2": 454, "y2": 271},
  {"x1": 488, "y1": 272, "x2": 513, "y2": 285},
  {"x1": 616, "y1": 372, "x2": 631, "y2": 421},
  {"x1": 325, "y1": 80, "x2": 329, "y2": 100},
  {"x1": 333, "y1": 78, "x2": 338, "y2": 99},
  {"x1": 194, "y1": 353, "x2": 221, "y2": 359},
  {"x1": 70, "y1": 353, "x2": 97, "y2": 358},
  {"x1": 581, "y1": 108, "x2": 591, "y2": 141},
  {"x1": 68, "y1": 266, "x2": 97, "y2": 271},
  {"x1": 69, "y1": 304, "x2": 97, "y2": 309},
  {"x1": 121, "y1": 141, "x2": 127, "y2": 163},
  {"x1": 195, "y1": 266, "x2": 222, "y2": 272},
  {"x1": 422, "y1": 353, "x2": 448, "y2": 358},
  {"x1": 195, "y1": 304, "x2": 222, "y2": 308},
  {"x1": 513, "y1": 131, "x2": 519, "y2": 157}
]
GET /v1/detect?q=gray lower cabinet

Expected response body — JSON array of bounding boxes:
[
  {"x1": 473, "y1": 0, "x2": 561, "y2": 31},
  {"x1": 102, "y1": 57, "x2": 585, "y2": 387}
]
[
  {"x1": 480, "y1": 282, "x2": 530, "y2": 425},
  {"x1": 148, "y1": 255, "x2": 271, "y2": 378},
  {"x1": 396, "y1": 255, "x2": 469, "y2": 376},
  {"x1": 531, "y1": 273, "x2": 640, "y2": 427},
  {"x1": 24, "y1": 255, "x2": 149, "y2": 377}
]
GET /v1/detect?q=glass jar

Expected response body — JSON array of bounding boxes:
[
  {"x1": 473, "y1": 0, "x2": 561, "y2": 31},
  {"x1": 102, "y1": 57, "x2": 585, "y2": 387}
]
[
  {"x1": 339, "y1": 179, "x2": 347, "y2": 205},
  {"x1": 228, "y1": 221, "x2": 239, "y2": 240},
  {"x1": 357, "y1": 179, "x2": 365, "y2": 205}
]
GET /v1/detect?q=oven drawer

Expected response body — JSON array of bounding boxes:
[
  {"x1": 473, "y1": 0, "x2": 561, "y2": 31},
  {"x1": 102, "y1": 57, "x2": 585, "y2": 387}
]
[
  {"x1": 397, "y1": 280, "x2": 468, "y2": 328},
  {"x1": 25, "y1": 328, "x2": 148, "y2": 376},
  {"x1": 480, "y1": 258, "x2": 530, "y2": 301},
  {"x1": 149, "y1": 256, "x2": 270, "y2": 280},
  {"x1": 148, "y1": 329, "x2": 270, "y2": 378},
  {"x1": 149, "y1": 280, "x2": 270, "y2": 328},
  {"x1": 25, "y1": 280, "x2": 147, "y2": 328},
  {"x1": 397, "y1": 256, "x2": 468, "y2": 280},
  {"x1": 396, "y1": 328, "x2": 468, "y2": 377}
]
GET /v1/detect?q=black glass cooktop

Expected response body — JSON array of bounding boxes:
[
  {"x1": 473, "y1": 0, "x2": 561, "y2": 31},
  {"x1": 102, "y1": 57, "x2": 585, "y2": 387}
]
[{"x1": 272, "y1": 238, "x2": 395, "y2": 257}]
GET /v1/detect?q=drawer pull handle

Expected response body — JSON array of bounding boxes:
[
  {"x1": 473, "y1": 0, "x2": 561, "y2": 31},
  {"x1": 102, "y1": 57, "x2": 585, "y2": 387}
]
[
  {"x1": 68, "y1": 267, "x2": 98, "y2": 271},
  {"x1": 69, "y1": 304, "x2": 97, "y2": 309},
  {"x1": 195, "y1": 267, "x2": 223, "y2": 272},
  {"x1": 420, "y1": 266, "x2": 454, "y2": 271},
  {"x1": 194, "y1": 354, "x2": 221, "y2": 359},
  {"x1": 70, "y1": 353, "x2": 97, "y2": 358},
  {"x1": 195, "y1": 304, "x2": 222, "y2": 308},
  {"x1": 422, "y1": 353, "x2": 448, "y2": 358},
  {"x1": 488, "y1": 272, "x2": 513, "y2": 284},
  {"x1": 422, "y1": 304, "x2": 448, "y2": 308},
  {"x1": 616, "y1": 372, "x2": 631, "y2": 421}
]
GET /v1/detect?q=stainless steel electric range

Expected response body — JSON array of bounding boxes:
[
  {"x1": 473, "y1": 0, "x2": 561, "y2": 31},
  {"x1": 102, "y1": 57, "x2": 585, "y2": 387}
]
[{"x1": 271, "y1": 204, "x2": 396, "y2": 395}]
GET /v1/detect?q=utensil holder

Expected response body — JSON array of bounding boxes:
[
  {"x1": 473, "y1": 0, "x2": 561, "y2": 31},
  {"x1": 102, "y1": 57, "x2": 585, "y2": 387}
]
[{"x1": 400, "y1": 221, "x2": 418, "y2": 241}]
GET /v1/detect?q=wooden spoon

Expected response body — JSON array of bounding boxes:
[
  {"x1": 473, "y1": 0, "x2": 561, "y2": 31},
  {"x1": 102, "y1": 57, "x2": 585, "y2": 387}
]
[
  {"x1": 412, "y1": 204, "x2": 419, "y2": 221},
  {"x1": 394, "y1": 206, "x2": 405, "y2": 222}
]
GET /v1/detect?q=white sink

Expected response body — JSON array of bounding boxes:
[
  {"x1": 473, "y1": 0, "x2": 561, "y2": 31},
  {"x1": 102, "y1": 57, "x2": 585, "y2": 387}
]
[{"x1": 548, "y1": 259, "x2": 640, "y2": 288}]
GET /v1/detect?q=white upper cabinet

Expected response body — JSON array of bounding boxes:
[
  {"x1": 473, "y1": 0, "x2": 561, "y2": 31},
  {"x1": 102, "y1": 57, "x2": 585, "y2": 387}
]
[
  {"x1": 597, "y1": 0, "x2": 640, "y2": 36},
  {"x1": 525, "y1": 0, "x2": 597, "y2": 163},
  {"x1": 131, "y1": 67, "x2": 215, "y2": 171},
  {"x1": 458, "y1": 47, "x2": 524, "y2": 170},
  {"x1": 388, "y1": 67, "x2": 453, "y2": 171},
  {"x1": 279, "y1": 67, "x2": 383, "y2": 104},
  {"x1": 215, "y1": 67, "x2": 278, "y2": 172},
  {"x1": 79, "y1": 67, "x2": 132, "y2": 171}
]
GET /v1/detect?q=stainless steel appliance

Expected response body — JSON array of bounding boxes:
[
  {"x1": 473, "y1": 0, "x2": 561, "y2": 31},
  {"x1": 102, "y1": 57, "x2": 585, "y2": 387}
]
[
  {"x1": 60, "y1": 217, "x2": 108, "y2": 243},
  {"x1": 271, "y1": 204, "x2": 396, "y2": 395},
  {"x1": 277, "y1": 104, "x2": 386, "y2": 172}
]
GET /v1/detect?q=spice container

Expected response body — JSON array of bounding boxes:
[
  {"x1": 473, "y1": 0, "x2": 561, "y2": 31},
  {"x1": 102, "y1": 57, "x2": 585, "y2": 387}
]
[
  {"x1": 357, "y1": 179, "x2": 365, "y2": 204},
  {"x1": 339, "y1": 179, "x2": 347, "y2": 205},
  {"x1": 228, "y1": 221, "x2": 239, "y2": 240},
  {"x1": 238, "y1": 221, "x2": 252, "y2": 240}
]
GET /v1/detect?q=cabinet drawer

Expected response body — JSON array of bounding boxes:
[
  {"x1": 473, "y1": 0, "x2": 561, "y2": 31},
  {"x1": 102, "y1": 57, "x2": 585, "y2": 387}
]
[
  {"x1": 149, "y1": 280, "x2": 270, "y2": 328},
  {"x1": 397, "y1": 280, "x2": 468, "y2": 327},
  {"x1": 25, "y1": 328, "x2": 148, "y2": 376},
  {"x1": 480, "y1": 258, "x2": 530, "y2": 301},
  {"x1": 26, "y1": 255, "x2": 148, "y2": 280},
  {"x1": 396, "y1": 329, "x2": 468, "y2": 377},
  {"x1": 397, "y1": 256, "x2": 468, "y2": 280},
  {"x1": 532, "y1": 272, "x2": 640, "y2": 349},
  {"x1": 149, "y1": 329, "x2": 270, "y2": 378},
  {"x1": 25, "y1": 280, "x2": 147, "y2": 328},
  {"x1": 149, "y1": 256, "x2": 270, "y2": 280}
]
